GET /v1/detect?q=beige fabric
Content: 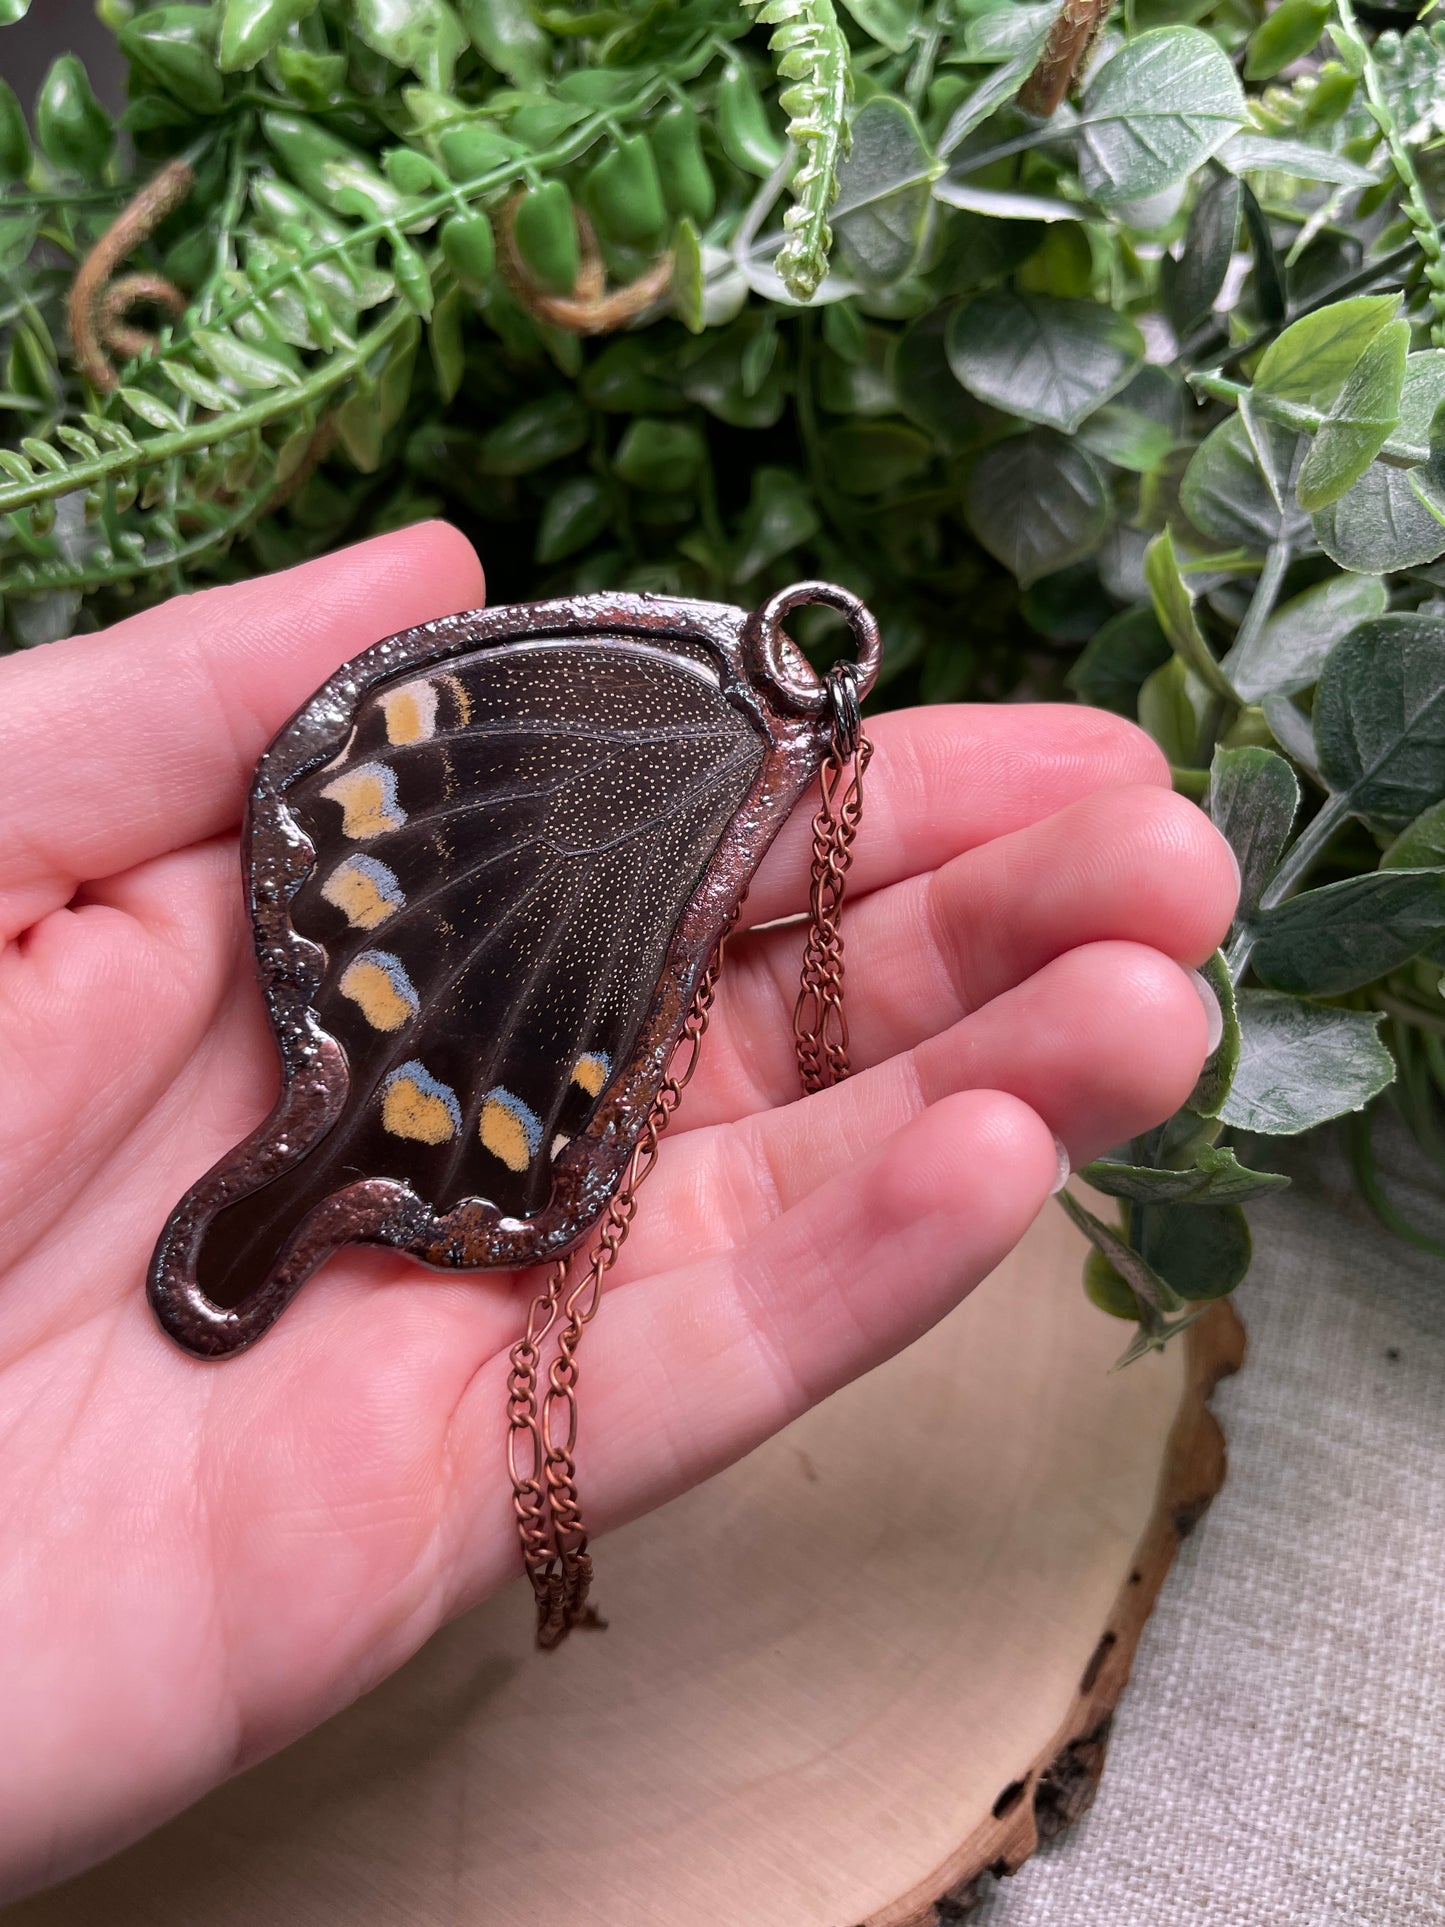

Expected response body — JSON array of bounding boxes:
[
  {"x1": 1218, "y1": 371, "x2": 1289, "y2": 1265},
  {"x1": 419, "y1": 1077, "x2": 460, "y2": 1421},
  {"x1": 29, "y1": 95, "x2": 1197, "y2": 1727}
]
[{"x1": 974, "y1": 1125, "x2": 1445, "y2": 1925}]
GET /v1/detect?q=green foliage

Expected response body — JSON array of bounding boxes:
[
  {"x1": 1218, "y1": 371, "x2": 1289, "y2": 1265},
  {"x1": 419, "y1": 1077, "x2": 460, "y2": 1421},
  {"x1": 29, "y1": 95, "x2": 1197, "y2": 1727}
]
[{"x1": 8, "y1": 0, "x2": 1445, "y2": 1352}]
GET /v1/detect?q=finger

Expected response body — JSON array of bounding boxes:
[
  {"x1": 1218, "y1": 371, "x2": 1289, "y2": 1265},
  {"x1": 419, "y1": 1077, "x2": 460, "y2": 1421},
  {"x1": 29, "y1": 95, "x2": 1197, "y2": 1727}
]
[
  {"x1": 0, "y1": 523, "x2": 485, "y2": 937},
  {"x1": 617, "y1": 938, "x2": 1212, "y2": 1281},
  {"x1": 689, "y1": 783, "x2": 1238, "y2": 1128},
  {"x1": 739, "y1": 701, "x2": 1168, "y2": 932},
  {"x1": 439, "y1": 1087, "x2": 1061, "y2": 1604},
  {"x1": 0, "y1": 841, "x2": 243, "y2": 1271}
]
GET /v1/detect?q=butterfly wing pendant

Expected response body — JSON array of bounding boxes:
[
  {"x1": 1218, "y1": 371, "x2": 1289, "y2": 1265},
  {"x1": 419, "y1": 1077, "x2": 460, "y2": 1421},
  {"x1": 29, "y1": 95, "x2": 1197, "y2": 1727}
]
[{"x1": 148, "y1": 582, "x2": 880, "y2": 1358}]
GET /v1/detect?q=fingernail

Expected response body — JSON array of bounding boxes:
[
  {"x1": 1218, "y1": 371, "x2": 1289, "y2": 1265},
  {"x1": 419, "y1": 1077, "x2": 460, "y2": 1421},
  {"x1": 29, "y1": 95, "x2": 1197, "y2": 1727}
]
[
  {"x1": 1184, "y1": 966, "x2": 1225, "y2": 1056},
  {"x1": 1050, "y1": 1134, "x2": 1072, "y2": 1196}
]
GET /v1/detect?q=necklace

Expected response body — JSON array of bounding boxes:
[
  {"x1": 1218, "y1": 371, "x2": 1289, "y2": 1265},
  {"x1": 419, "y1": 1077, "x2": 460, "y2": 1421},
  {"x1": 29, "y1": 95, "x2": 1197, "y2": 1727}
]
[{"x1": 149, "y1": 578, "x2": 878, "y2": 1647}]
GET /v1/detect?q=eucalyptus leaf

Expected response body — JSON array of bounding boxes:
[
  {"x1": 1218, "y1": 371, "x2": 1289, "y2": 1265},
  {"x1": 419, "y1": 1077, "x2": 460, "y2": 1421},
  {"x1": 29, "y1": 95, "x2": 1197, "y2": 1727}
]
[
  {"x1": 1252, "y1": 293, "x2": 1401, "y2": 407},
  {"x1": 1218, "y1": 992, "x2": 1395, "y2": 1133},
  {"x1": 1208, "y1": 745, "x2": 1299, "y2": 917},
  {"x1": 1314, "y1": 614, "x2": 1445, "y2": 825},
  {"x1": 1181, "y1": 413, "x2": 1312, "y2": 549},
  {"x1": 1076, "y1": 28, "x2": 1247, "y2": 208},
  {"x1": 1163, "y1": 167, "x2": 1239, "y2": 338},
  {"x1": 1296, "y1": 319, "x2": 1409, "y2": 513},
  {"x1": 1145, "y1": 527, "x2": 1235, "y2": 697},
  {"x1": 1382, "y1": 799, "x2": 1445, "y2": 870},
  {"x1": 831, "y1": 96, "x2": 942, "y2": 287},
  {"x1": 963, "y1": 431, "x2": 1109, "y2": 587},
  {"x1": 1251, "y1": 868, "x2": 1445, "y2": 993},
  {"x1": 1136, "y1": 1199, "x2": 1252, "y2": 1300},
  {"x1": 1082, "y1": 1146, "x2": 1288, "y2": 1205},
  {"x1": 1065, "y1": 606, "x2": 1170, "y2": 713},
  {"x1": 1223, "y1": 572, "x2": 1387, "y2": 701},
  {"x1": 1313, "y1": 352, "x2": 1445, "y2": 572},
  {"x1": 1188, "y1": 948, "x2": 1241, "y2": 1117},
  {"x1": 945, "y1": 292, "x2": 1145, "y2": 435},
  {"x1": 1217, "y1": 133, "x2": 1375, "y2": 187}
]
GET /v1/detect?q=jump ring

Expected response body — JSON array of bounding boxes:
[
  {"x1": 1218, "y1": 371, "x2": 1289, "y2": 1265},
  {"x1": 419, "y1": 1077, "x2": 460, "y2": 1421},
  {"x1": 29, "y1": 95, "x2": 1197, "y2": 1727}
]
[{"x1": 744, "y1": 581, "x2": 882, "y2": 717}]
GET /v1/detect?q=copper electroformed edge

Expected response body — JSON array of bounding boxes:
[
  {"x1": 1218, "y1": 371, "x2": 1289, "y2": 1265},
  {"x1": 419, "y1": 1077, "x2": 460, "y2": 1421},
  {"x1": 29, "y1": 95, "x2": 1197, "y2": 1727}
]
[{"x1": 147, "y1": 584, "x2": 879, "y2": 1360}]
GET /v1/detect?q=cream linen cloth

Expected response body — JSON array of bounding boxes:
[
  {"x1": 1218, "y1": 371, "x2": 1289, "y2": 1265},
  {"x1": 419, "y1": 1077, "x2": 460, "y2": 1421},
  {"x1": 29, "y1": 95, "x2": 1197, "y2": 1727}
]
[{"x1": 973, "y1": 1123, "x2": 1445, "y2": 1925}]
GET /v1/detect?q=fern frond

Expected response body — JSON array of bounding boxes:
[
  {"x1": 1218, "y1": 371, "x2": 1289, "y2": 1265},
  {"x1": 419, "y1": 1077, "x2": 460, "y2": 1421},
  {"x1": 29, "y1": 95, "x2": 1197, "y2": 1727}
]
[{"x1": 742, "y1": 0, "x2": 853, "y2": 300}]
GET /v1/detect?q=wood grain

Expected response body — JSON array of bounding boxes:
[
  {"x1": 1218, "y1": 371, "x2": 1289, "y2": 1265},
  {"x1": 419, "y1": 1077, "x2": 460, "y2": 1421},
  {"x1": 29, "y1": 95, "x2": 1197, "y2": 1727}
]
[{"x1": 9, "y1": 1197, "x2": 1242, "y2": 1927}]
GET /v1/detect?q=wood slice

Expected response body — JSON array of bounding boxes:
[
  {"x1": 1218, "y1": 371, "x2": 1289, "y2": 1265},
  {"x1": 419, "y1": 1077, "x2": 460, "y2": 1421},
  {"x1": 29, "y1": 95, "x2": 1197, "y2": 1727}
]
[{"x1": 9, "y1": 1200, "x2": 1243, "y2": 1927}]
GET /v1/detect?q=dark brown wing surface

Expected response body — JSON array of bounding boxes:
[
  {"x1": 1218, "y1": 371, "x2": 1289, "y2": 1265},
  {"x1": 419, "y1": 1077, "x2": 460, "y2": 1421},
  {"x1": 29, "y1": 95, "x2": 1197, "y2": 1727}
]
[{"x1": 147, "y1": 595, "x2": 828, "y2": 1358}]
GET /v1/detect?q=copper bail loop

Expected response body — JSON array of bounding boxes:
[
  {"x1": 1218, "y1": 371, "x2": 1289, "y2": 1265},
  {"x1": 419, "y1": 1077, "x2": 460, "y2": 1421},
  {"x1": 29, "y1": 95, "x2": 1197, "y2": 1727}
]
[{"x1": 744, "y1": 581, "x2": 882, "y2": 720}]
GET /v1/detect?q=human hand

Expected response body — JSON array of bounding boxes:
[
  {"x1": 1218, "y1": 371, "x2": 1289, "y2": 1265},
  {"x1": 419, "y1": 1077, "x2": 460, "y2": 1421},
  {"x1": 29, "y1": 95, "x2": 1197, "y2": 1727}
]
[{"x1": 0, "y1": 526, "x2": 1237, "y2": 1898}]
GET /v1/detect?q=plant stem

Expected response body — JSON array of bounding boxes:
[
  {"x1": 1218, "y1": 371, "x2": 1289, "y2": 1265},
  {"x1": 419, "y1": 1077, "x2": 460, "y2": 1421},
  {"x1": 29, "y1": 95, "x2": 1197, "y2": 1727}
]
[
  {"x1": 1220, "y1": 535, "x2": 1291, "y2": 688},
  {"x1": 1226, "y1": 788, "x2": 1350, "y2": 981},
  {"x1": 1190, "y1": 371, "x2": 1428, "y2": 468}
]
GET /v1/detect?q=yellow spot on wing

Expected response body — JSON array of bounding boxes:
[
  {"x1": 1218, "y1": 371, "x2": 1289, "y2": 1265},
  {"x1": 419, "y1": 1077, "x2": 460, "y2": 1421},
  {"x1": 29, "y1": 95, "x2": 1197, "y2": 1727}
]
[
  {"x1": 572, "y1": 1052, "x2": 610, "y2": 1099},
  {"x1": 381, "y1": 680, "x2": 439, "y2": 745},
  {"x1": 320, "y1": 764, "x2": 405, "y2": 841},
  {"x1": 339, "y1": 955, "x2": 417, "y2": 1031},
  {"x1": 481, "y1": 1098, "x2": 532, "y2": 1173},
  {"x1": 323, "y1": 863, "x2": 401, "y2": 931},
  {"x1": 382, "y1": 1072, "x2": 457, "y2": 1144}
]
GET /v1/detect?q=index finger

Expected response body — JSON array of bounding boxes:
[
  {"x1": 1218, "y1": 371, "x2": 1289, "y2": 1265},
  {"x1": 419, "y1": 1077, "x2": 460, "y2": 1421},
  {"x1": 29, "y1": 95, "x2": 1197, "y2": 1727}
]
[{"x1": 0, "y1": 523, "x2": 486, "y2": 938}]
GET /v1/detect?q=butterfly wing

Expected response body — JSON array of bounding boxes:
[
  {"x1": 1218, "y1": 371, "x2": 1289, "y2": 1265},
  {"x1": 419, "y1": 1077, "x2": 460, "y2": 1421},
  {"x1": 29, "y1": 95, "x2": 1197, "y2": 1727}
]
[{"x1": 149, "y1": 596, "x2": 826, "y2": 1356}]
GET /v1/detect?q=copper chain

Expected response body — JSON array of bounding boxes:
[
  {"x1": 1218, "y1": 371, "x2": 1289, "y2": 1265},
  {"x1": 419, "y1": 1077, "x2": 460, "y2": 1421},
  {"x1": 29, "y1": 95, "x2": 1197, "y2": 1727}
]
[{"x1": 507, "y1": 681, "x2": 872, "y2": 1650}]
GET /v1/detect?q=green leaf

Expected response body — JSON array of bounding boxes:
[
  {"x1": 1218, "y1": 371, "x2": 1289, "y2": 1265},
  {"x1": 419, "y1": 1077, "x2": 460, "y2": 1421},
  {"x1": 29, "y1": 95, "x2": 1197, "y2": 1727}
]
[
  {"x1": 480, "y1": 393, "x2": 589, "y2": 475},
  {"x1": 963, "y1": 431, "x2": 1109, "y2": 588},
  {"x1": 353, "y1": 0, "x2": 467, "y2": 89},
  {"x1": 937, "y1": 48, "x2": 1043, "y2": 156},
  {"x1": 892, "y1": 305, "x2": 1009, "y2": 449},
  {"x1": 1055, "y1": 1191, "x2": 1184, "y2": 1315},
  {"x1": 117, "y1": 386, "x2": 185, "y2": 432},
  {"x1": 428, "y1": 283, "x2": 464, "y2": 403},
  {"x1": 613, "y1": 418, "x2": 706, "y2": 492},
  {"x1": 838, "y1": 0, "x2": 914, "y2": 53},
  {"x1": 1314, "y1": 614, "x2": 1445, "y2": 824},
  {"x1": 1382, "y1": 798, "x2": 1445, "y2": 870},
  {"x1": 1076, "y1": 28, "x2": 1246, "y2": 208},
  {"x1": 1136, "y1": 1200, "x2": 1252, "y2": 1300},
  {"x1": 1252, "y1": 292, "x2": 1401, "y2": 408},
  {"x1": 831, "y1": 96, "x2": 942, "y2": 287},
  {"x1": 1223, "y1": 572, "x2": 1387, "y2": 701},
  {"x1": 1251, "y1": 869, "x2": 1445, "y2": 993},
  {"x1": 1216, "y1": 133, "x2": 1375, "y2": 188},
  {"x1": 1082, "y1": 1146, "x2": 1288, "y2": 1205},
  {"x1": 1065, "y1": 606, "x2": 1170, "y2": 714},
  {"x1": 194, "y1": 328, "x2": 301, "y2": 390},
  {"x1": 1136, "y1": 654, "x2": 1200, "y2": 766},
  {"x1": 1208, "y1": 745, "x2": 1299, "y2": 917},
  {"x1": 1075, "y1": 403, "x2": 1174, "y2": 473},
  {"x1": 1163, "y1": 168, "x2": 1239, "y2": 339},
  {"x1": 1181, "y1": 413, "x2": 1311, "y2": 549},
  {"x1": 944, "y1": 292, "x2": 1144, "y2": 436},
  {"x1": 1187, "y1": 948, "x2": 1240, "y2": 1117},
  {"x1": 734, "y1": 466, "x2": 821, "y2": 580},
  {"x1": 1244, "y1": 0, "x2": 1330, "y2": 81},
  {"x1": 535, "y1": 475, "x2": 611, "y2": 564},
  {"x1": 1313, "y1": 352, "x2": 1445, "y2": 572},
  {"x1": 1144, "y1": 527, "x2": 1234, "y2": 699},
  {"x1": 1295, "y1": 319, "x2": 1409, "y2": 513},
  {"x1": 1218, "y1": 991, "x2": 1395, "y2": 1133},
  {"x1": 217, "y1": 0, "x2": 316, "y2": 71},
  {"x1": 455, "y1": 0, "x2": 546, "y2": 86},
  {"x1": 824, "y1": 421, "x2": 933, "y2": 494},
  {"x1": 671, "y1": 216, "x2": 705, "y2": 336}
]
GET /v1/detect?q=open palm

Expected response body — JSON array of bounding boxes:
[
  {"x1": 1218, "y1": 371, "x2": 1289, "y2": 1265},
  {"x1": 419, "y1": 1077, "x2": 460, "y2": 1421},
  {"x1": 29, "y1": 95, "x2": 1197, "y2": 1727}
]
[{"x1": 0, "y1": 525, "x2": 1236, "y2": 1900}]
